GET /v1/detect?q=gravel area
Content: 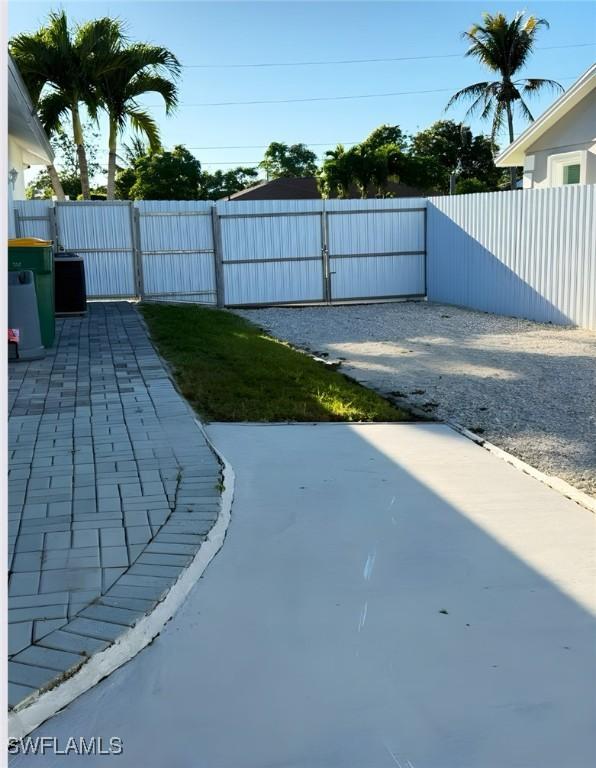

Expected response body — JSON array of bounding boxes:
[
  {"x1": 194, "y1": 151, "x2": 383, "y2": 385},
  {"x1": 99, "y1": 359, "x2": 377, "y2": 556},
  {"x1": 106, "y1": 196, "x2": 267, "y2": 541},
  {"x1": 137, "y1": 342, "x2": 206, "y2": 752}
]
[{"x1": 236, "y1": 301, "x2": 596, "y2": 497}]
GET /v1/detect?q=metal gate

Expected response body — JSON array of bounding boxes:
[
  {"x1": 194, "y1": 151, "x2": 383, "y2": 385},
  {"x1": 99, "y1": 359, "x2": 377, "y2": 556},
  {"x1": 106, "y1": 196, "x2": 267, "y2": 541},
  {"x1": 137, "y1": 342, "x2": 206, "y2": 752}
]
[
  {"x1": 324, "y1": 199, "x2": 426, "y2": 301},
  {"x1": 217, "y1": 198, "x2": 426, "y2": 306},
  {"x1": 55, "y1": 201, "x2": 137, "y2": 298},
  {"x1": 217, "y1": 200, "x2": 326, "y2": 306},
  {"x1": 136, "y1": 201, "x2": 217, "y2": 304}
]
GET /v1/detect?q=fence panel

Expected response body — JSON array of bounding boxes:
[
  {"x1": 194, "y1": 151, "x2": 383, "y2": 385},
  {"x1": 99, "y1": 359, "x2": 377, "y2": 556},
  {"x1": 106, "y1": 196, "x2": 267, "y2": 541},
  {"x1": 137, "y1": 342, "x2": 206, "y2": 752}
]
[
  {"x1": 13, "y1": 199, "x2": 53, "y2": 241},
  {"x1": 426, "y1": 185, "x2": 596, "y2": 329},
  {"x1": 55, "y1": 201, "x2": 136, "y2": 298},
  {"x1": 216, "y1": 200, "x2": 325, "y2": 305},
  {"x1": 12, "y1": 187, "x2": 595, "y2": 328},
  {"x1": 325, "y1": 198, "x2": 426, "y2": 300},
  {"x1": 136, "y1": 200, "x2": 217, "y2": 304}
]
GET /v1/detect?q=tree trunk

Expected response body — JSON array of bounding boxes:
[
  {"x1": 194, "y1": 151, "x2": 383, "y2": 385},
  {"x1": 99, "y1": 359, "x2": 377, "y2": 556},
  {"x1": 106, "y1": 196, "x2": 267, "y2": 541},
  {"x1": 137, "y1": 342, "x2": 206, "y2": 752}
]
[
  {"x1": 106, "y1": 118, "x2": 118, "y2": 200},
  {"x1": 46, "y1": 164, "x2": 65, "y2": 200},
  {"x1": 72, "y1": 103, "x2": 90, "y2": 200},
  {"x1": 505, "y1": 102, "x2": 516, "y2": 190}
]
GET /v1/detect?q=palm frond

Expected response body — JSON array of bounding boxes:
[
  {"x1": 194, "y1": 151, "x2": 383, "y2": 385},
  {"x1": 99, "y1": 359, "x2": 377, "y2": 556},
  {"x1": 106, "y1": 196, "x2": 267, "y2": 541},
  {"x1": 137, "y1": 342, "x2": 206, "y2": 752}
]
[
  {"x1": 515, "y1": 96, "x2": 535, "y2": 123},
  {"x1": 490, "y1": 101, "x2": 506, "y2": 144},
  {"x1": 125, "y1": 107, "x2": 161, "y2": 152},
  {"x1": 518, "y1": 77, "x2": 563, "y2": 97},
  {"x1": 445, "y1": 81, "x2": 491, "y2": 111},
  {"x1": 37, "y1": 90, "x2": 70, "y2": 134},
  {"x1": 126, "y1": 73, "x2": 178, "y2": 113}
]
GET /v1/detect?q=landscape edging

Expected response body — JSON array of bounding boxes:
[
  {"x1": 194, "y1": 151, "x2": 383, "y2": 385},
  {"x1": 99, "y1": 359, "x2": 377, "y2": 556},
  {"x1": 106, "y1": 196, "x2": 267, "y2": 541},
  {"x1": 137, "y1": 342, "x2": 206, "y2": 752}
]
[{"x1": 448, "y1": 421, "x2": 596, "y2": 514}]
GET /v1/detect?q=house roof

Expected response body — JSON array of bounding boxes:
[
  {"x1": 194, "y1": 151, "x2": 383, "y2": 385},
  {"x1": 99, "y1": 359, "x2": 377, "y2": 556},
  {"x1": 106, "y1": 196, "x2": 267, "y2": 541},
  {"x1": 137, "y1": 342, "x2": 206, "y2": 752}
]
[
  {"x1": 495, "y1": 63, "x2": 596, "y2": 167},
  {"x1": 8, "y1": 54, "x2": 54, "y2": 166},
  {"x1": 221, "y1": 176, "x2": 426, "y2": 201}
]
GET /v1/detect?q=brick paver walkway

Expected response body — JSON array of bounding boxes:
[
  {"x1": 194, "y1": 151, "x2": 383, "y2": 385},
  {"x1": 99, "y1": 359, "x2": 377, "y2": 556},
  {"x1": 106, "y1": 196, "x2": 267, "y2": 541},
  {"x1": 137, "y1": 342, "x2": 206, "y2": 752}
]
[{"x1": 7, "y1": 302, "x2": 222, "y2": 709}]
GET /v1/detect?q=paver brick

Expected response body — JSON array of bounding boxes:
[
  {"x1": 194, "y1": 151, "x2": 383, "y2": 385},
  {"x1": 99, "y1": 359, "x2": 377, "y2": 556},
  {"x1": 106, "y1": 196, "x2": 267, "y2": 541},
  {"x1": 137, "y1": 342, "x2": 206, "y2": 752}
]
[
  {"x1": 9, "y1": 604, "x2": 68, "y2": 623},
  {"x1": 79, "y1": 603, "x2": 139, "y2": 627},
  {"x1": 128, "y1": 563, "x2": 183, "y2": 579},
  {"x1": 72, "y1": 530, "x2": 99, "y2": 548},
  {"x1": 8, "y1": 572, "x2": 41, "y2": 597},
  {"x1": 100, "y1": 595, "x2": 156, "y2": 613},
  {"x1": 40, "y1": 568, "x2": 102, "y2": 594},
  {"x1": 8, "y1": 661, "x2": 57, "y2": 689},
  {"x1": 65, "y1": 617, "x2": 128, "y2": 642},
  {"x1": 33, "y1": 619, "x2": 68, "y2": 641},
  {"x1": 8, "y1": 682, "x2": 36, "y2": 708},
  {"x1": 8, "y1": 622, "x2": 33, "y2": 656},
  {"x1": 101, "y1": 546, "x2": 129, "y2": 568},
  {"x1": 39, "y1": 630, "x2": 109, "y2": 655},
  {"x1": 13, "y1": 645, "x2": 83, "y2": 672}
]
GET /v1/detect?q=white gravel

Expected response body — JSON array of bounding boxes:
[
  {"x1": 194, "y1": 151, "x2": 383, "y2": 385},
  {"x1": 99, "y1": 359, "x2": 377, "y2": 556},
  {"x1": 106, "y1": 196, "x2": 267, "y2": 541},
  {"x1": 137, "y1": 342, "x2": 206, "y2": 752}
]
[{"x1": 236, "y1": 301, "x2": 596, "y2": 497}]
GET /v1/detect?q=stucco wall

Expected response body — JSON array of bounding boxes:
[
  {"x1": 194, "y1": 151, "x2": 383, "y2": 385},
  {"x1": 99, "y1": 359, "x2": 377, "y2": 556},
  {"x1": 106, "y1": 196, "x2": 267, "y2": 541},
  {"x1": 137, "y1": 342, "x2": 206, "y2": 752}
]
[
  {"x1": 8, "y1": 136, "x2": 27, "y2": 199},
  {"x1": 523, "y1": 90, "x2": 596, "y2": 188}
]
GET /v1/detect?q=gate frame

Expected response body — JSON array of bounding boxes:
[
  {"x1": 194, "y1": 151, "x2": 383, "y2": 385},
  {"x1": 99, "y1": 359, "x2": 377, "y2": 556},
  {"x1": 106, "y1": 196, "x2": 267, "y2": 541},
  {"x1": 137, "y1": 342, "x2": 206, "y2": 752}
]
[
  {"x1": 324, "y1": 205, "x2": 427, "y2": 304},
  {"x1": 218, "y1": 208, "x2": 328, "y2": 307},
  {"x1": 54, "y1": 200, "x2": 138, "y2": 300},
  {"x1": 136, "y1": 206, "x2": 217, "y2": 305}
]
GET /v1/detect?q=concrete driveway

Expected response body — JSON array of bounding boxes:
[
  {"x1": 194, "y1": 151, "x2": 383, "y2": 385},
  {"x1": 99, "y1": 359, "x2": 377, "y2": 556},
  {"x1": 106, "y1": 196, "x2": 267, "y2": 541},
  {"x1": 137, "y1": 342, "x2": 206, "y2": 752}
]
[{"x1": 10, "y1": 423, "x2": 596, "y2": 768}]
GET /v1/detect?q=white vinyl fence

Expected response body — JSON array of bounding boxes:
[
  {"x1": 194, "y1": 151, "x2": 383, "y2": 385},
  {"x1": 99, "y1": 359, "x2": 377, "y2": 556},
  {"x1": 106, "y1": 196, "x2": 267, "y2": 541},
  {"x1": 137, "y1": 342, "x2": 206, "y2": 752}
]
[
  {"x1": 426, "y1": 185, "x2": 595, "y2": 329},
  {"x1": 12, "y1": 184, "x2": 596, "y2": 328}
]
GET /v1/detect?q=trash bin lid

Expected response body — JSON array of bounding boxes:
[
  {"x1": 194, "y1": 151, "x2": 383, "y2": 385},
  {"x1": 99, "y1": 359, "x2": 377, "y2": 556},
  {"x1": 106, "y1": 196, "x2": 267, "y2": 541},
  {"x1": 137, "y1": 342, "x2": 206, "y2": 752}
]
[{"x1": 8, "y1": 238, "x2": 52, "y2": 247}]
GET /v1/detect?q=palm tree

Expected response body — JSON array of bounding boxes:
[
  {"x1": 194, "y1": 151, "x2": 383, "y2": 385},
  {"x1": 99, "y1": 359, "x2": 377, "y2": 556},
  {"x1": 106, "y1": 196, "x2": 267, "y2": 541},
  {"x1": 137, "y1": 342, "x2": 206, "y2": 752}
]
[
  {"x1": 10, "y1": 11, "x2": 115, "y2": 199},
  {"x1": 446, "y1": 11, "x2": 562, "y2": 188},
  {"x1": 318, "y1": 145, "x2": 353, "y2": 198},
  {"x1": 95, "y1": 41, "x2": 180, "y2": 199}
]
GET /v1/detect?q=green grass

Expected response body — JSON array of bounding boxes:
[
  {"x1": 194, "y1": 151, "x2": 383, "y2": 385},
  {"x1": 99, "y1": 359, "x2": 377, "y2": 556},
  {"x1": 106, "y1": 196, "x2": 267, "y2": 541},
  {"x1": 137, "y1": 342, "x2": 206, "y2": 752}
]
[{"x1": 140, "y1": 303, "x2": 411, "y2": 423}]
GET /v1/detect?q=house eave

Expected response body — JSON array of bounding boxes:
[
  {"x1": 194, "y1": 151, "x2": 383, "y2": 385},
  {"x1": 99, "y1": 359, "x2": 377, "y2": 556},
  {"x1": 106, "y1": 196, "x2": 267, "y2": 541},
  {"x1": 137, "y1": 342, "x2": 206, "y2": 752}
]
[
  {"x1": 495, "y1": 63, "x2": 596, "y2": 167},
  {"x1": 8, "y1": 54, "x2": 54, "y2": 166}
]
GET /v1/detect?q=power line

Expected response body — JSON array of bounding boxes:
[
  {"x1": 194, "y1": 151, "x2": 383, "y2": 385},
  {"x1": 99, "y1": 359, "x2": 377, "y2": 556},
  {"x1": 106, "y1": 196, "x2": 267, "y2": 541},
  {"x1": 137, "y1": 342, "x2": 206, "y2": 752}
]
[
  {"x1": 149, "y1": 76, "x2": 577, "y2": 108},
  {"x1": 182, "y1": 42, "x2": 595, "y2": 69}
]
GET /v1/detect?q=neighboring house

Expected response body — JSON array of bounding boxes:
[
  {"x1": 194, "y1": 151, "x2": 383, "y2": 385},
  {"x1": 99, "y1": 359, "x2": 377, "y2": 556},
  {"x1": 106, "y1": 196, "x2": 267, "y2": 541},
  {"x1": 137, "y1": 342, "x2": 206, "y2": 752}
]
[
  {"x1": 7, "y1": 54, "x2": 54, "y2": 236},
  {"x1": 496, "y1": 63, "x2": 596, "y2": 189},
  {"x1": 221, "y1": 176, "x2": 426, "y2": 201}
]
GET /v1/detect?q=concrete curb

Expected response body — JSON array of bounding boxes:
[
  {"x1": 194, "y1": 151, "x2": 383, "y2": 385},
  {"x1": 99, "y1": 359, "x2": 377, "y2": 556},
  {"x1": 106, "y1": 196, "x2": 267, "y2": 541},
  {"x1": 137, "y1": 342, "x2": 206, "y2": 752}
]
[
  {"x1": 448, "y1": 420, "x2": 596, "y2": 514},
  {"x1": 7, "y1": 420, "x2": 234, "y2": 741}
]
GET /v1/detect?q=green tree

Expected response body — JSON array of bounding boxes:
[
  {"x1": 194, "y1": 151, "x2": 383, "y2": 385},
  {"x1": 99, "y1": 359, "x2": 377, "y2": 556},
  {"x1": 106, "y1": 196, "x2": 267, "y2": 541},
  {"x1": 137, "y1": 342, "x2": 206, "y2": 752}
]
[
  {"x1": 392, "y1": 153, "x2": 444, "y2": 193},
  {"x1": 318, "y1": 145, "x2": 353, "y2": 198},
  {"x1": 455, "y1": 177, "x2": 490, "y2": 194},
  {"x1": 319, "y1": 129, "x2": 406, "y2": 198},
  {"x1": 446, "y1": 11, "x2": 562, "y2": 188},
  {"x1": 127, "y1": 145, "x2": 201, "y2": 200},
  {"x1": 199, "y1": 167, "x2": 259, "y2": 200},
  {"x1": 94, "y1": 26, "x2": 180, "y2": 199},
  {"x1": 10, "y1": 11, "x2": 116, "y2": 199},
  {"x1": 259, "y1": 142, "x2": 318, "y2": 179},
  {"x1": 411, "y1": 120, "x2": 502, "y2": 192},
  {"x1": 25, "y1": 123, "x2": 103, "y2": 199},
  {"x1": 361, "y1": 124, "x2": 407, "y2": 151}
]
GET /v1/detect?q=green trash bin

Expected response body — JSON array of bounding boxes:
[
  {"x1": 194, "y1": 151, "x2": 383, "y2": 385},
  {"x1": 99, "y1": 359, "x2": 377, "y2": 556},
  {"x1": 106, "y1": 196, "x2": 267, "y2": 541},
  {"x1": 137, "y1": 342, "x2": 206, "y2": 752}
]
[{"x1": 8, "y1": 238, "x2": 55, "y2": 348}]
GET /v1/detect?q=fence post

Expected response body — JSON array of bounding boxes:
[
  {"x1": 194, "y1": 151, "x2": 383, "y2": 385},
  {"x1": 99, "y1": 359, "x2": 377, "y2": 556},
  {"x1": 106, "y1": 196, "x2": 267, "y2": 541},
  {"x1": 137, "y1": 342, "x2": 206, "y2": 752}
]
[
  {"x1": 423, "y1": 203, "x2": 428, "y2": 299},
  {"x1": 130, "y1": 203, "x2": 145, "y2": 299},
  {"x1": 49, "y1": 203, "x2": 59, "y2": 252},
  {"x1": 211, "y1": 204, "x2": 225, "y2": 308},
  {"x1": 13, "y1": 208, "x2": 21, "y2": 238},
  {"x1": 321, "y1": 209, "x2": 331, "y2": 303}
]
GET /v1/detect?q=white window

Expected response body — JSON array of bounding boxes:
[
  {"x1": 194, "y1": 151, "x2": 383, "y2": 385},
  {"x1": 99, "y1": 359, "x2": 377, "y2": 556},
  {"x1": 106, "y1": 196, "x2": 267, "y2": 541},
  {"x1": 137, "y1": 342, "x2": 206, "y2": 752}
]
[{"x1": 547, "y1": 150, "x2": 587, "y2": 187}]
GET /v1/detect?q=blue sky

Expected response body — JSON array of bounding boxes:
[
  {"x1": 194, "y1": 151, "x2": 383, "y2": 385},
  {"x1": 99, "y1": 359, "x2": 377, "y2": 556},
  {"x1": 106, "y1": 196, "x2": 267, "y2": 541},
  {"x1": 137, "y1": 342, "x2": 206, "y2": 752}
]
[{"x1": 9, "y1": 1, "x2": 596, "y2": 179}]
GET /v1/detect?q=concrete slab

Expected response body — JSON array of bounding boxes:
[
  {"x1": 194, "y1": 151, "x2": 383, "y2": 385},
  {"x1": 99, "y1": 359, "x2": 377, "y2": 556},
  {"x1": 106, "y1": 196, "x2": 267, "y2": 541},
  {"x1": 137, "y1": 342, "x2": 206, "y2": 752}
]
[{"x1": 10, "y1": 423, "x2": 596, "y2": 768}]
